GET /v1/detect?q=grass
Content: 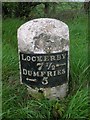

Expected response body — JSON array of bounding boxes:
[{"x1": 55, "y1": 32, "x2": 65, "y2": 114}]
[
  {"x1": 2, "y1": 12, "x2": 89, "y2": 119},
  {"x1": 64, "y1": 87, "x2": 88, "y2": 119}
]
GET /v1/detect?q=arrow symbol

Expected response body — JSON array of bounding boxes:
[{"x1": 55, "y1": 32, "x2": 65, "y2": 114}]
[{"x1": 26, "y1": 78, "x2": 37, "y2": 82}]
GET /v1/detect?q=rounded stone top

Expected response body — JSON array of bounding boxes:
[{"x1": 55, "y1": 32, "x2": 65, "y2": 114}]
[{"x1": 17, "y1": 18, "x2": 69, "y2": 53}]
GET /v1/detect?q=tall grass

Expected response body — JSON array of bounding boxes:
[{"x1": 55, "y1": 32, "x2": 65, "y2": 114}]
[
  {"x1": 68, "y1": 14, "x2": 88, "y2": 91},
  {"x1": 2, "y1": 18, "x2": 25, "y2": 79},
  {"x1": 2, "y1": 13, "x2": 89, "y2": 119}
]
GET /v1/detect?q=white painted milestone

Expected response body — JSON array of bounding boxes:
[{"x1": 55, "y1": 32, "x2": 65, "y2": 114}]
[{"x1": 17, "y1": 18, "x2": 69, "y2": 99}]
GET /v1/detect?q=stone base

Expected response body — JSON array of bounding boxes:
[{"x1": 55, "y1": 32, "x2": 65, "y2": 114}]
[{"x1": 27, "y1": 83, "x2": 68, "y2": 99}]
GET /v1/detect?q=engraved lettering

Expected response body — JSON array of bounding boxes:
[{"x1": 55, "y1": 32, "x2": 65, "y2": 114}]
[
  {"x1": 32, "y1": 56, "x2": 36, "y2": 62},
  {"x1": 20, "y1": 51, "x2": 68, "y2": 87},
  {"x1": 44, "y1": 56, "x2": 49, "y2": 61},
  {"x1": 42, "y1": 77, "x2": 48, "y2": 85},
  {"x1": 23, "y1": 69, "x2": 27, "y2": 75},
  {"x1": 37, "y1": 56, "x2": 43, "y2": 62},
  {"x1": 40, "y1": 71, "x2": 46, "y2": 77},
  {"x1": 22, "y1": 54, "x2": 26, "y2": 61},
  {"x1": 27, "y1": 56, "x2": 31, "y2": 61},
  {"x1": 53, "y1": 71, "x2": 56, "y2": 76},
  {"x1": 51, "y1": 65, "x2": 55, "y2": 70},
  {"x1": 61, "y1": 53, "x2": 66, "y2": 59},
  {"x1": 50, "y1": 55, "x2": 55, "y2": 61},
  {"x1": 57, "y1": 55, "x2": 61, "y2": 60},
  {"x1": 28, "y1": 71, "x2": 32, "y2": 76},
  {"x1": 57, "y1": 70, "x2": 62, "y2": 75},
  {"x1": 33, "y1": 71, "x2": 39, "y2": 77},
  {"x1": 47, "y1": 71, "x2": 53, "y2": 77},
  {"x1": 62, "y1": 69, "x2": 66, "y2": 74},
  {"x1": 37, "y1": 63, "x2": 43, "y2": 70}
]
